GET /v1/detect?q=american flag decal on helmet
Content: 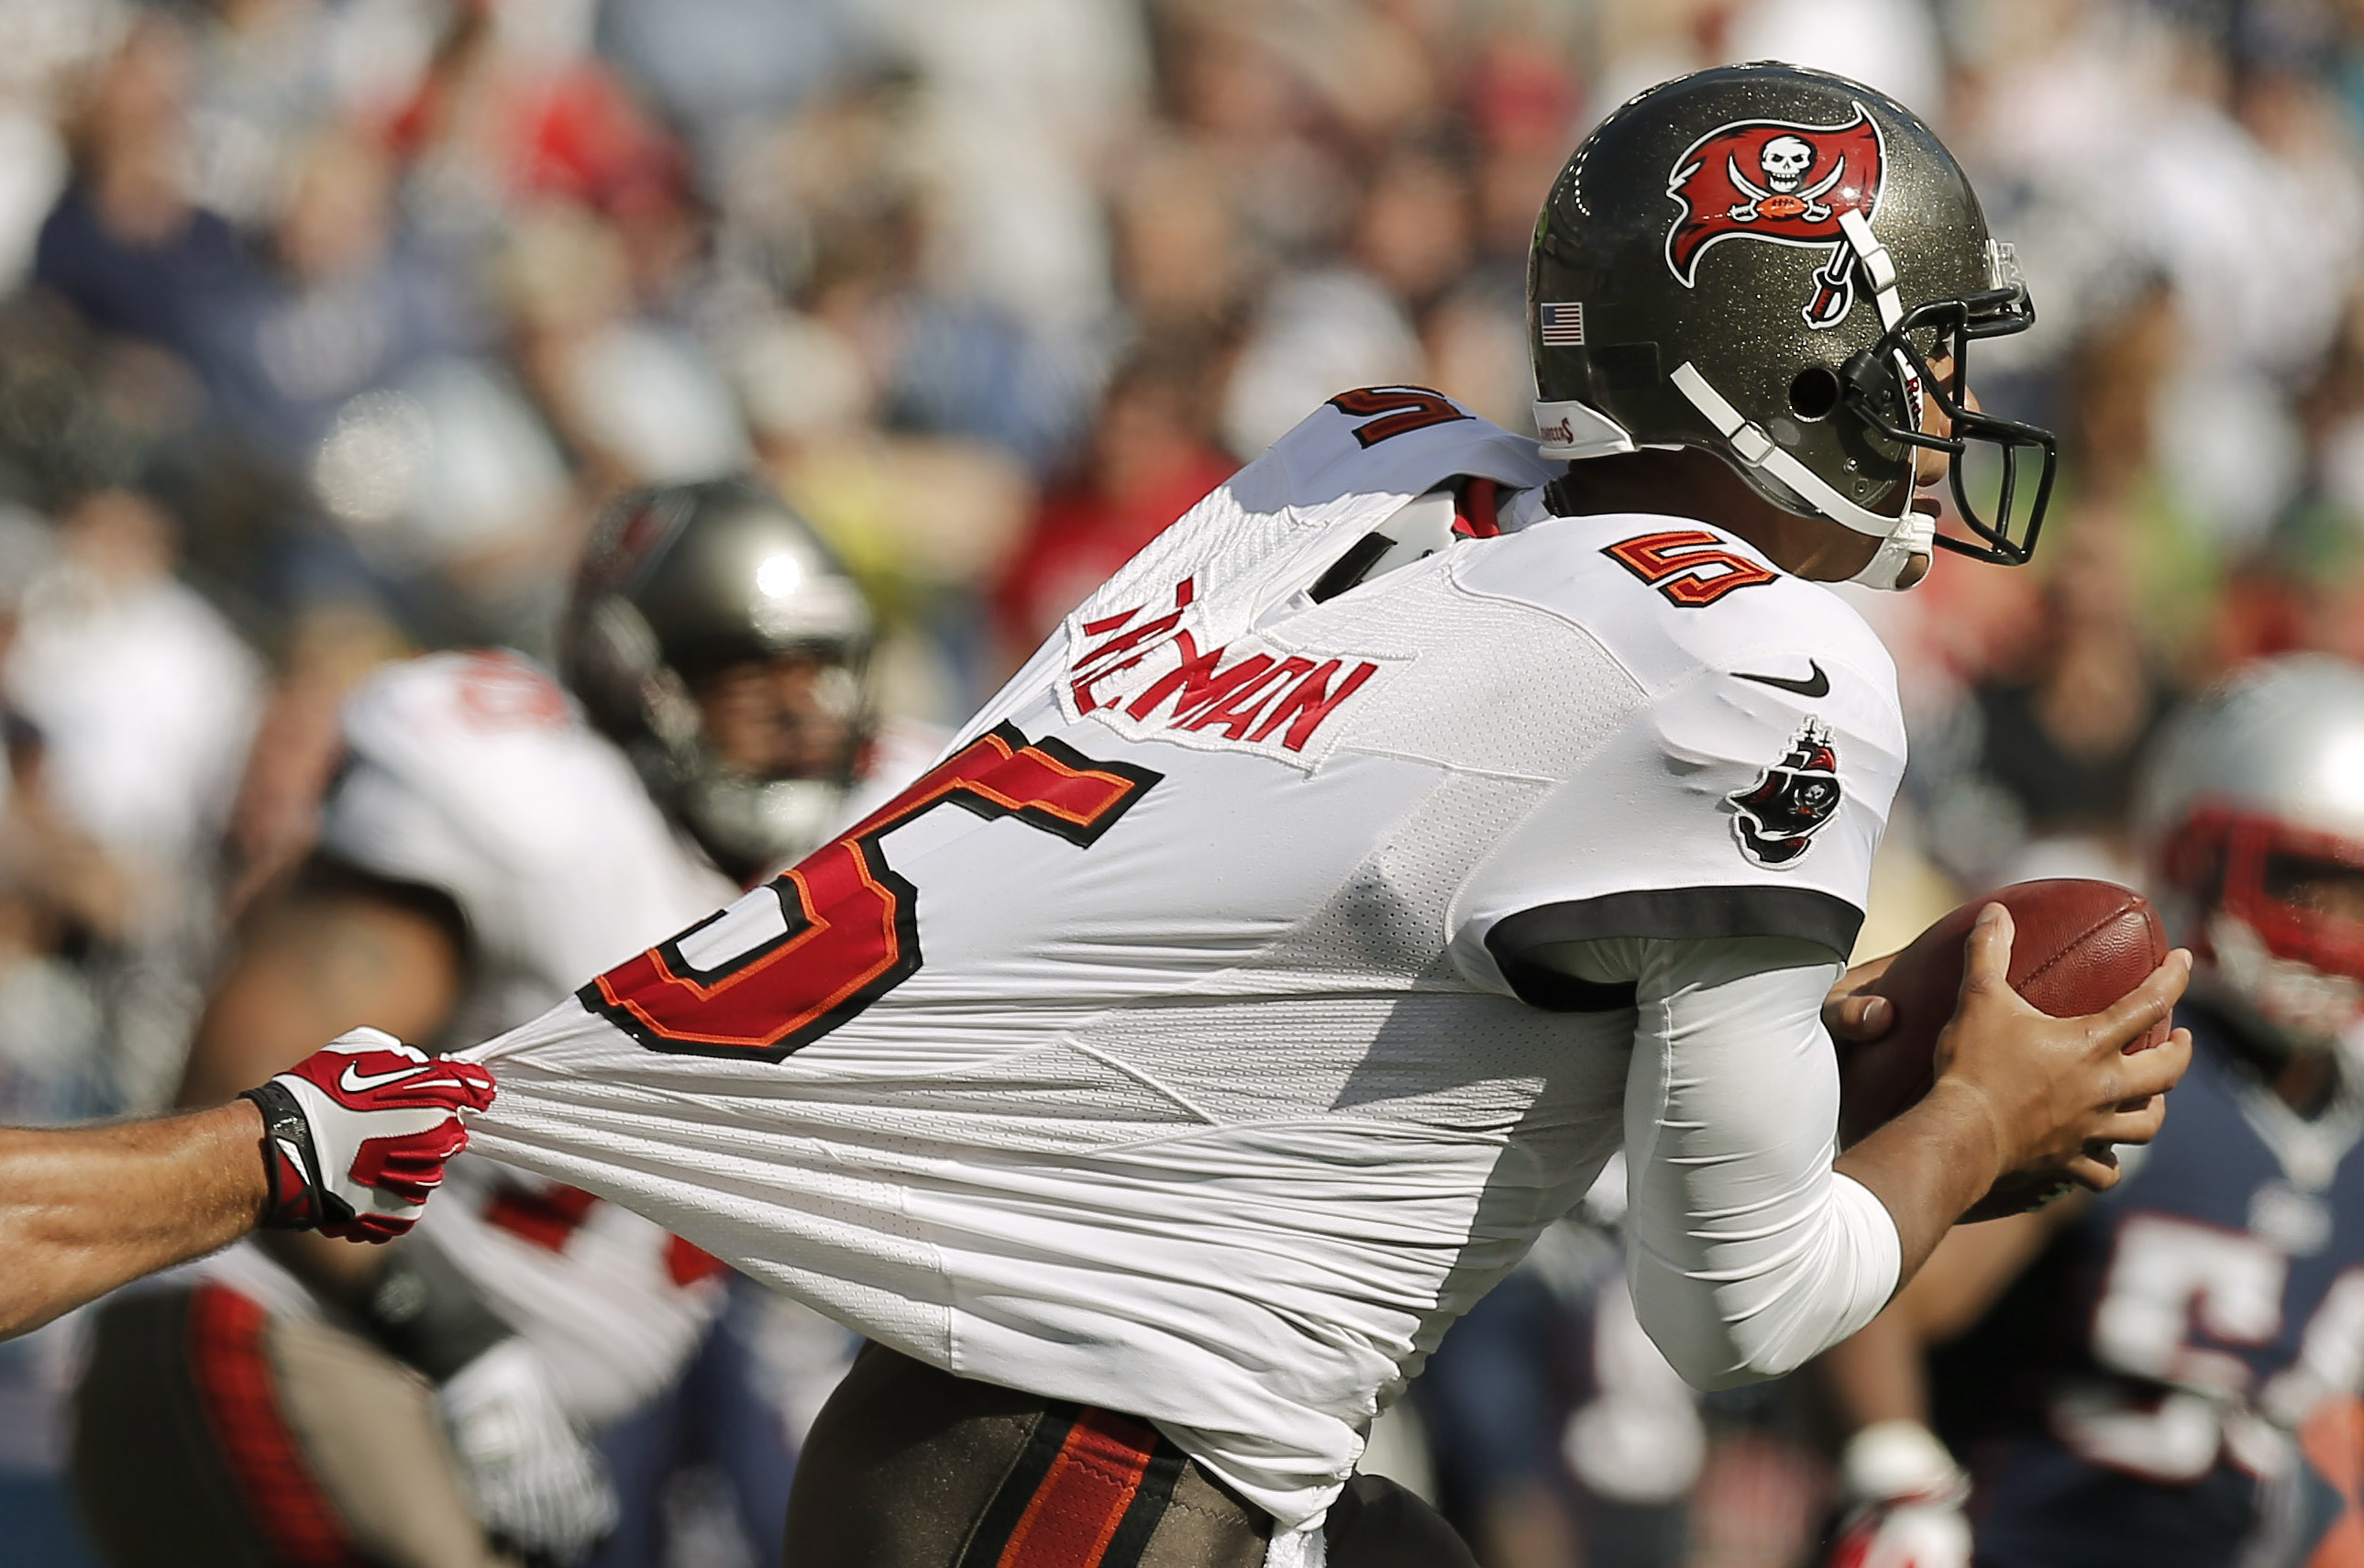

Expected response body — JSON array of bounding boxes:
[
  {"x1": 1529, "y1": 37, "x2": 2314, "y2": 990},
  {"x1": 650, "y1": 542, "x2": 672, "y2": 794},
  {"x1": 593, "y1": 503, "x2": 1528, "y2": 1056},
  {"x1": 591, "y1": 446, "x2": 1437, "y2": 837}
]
[{"x1": 1538, "y1": 302, "x2": 1585, "y2": 346}]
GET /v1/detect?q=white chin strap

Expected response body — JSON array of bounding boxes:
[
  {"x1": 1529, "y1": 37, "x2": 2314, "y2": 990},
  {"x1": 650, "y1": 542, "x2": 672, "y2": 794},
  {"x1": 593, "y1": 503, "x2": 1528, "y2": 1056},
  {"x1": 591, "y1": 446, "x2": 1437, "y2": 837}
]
[
  {"x1": 1675, "y1": 208, "x2": 1926, "y2": 591},
  {"x1": 1535, "y1": 207, "x2": 1933, "y2": 591},
  {"x1": 1670, "y1": 361, "x2": 1931, "y2": 591}
]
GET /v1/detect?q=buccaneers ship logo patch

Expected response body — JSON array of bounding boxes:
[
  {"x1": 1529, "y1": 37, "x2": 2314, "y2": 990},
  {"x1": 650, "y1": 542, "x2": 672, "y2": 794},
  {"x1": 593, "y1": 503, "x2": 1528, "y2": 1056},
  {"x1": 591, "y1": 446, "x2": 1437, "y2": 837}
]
[
  {"x1": 1665, "y1": 104, "x2": 1884, "y2": 328},
  {"x1": 1728, "y1": 720, "x2": 1842, "y2": 867}
]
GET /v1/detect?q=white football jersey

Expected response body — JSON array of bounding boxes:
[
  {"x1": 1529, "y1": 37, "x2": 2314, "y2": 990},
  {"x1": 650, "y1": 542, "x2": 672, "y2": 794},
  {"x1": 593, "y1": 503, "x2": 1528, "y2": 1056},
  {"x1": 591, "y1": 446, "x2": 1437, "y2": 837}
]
[{"x1": 459, "y1": 391, "x2": 1907, "y2": 1522}]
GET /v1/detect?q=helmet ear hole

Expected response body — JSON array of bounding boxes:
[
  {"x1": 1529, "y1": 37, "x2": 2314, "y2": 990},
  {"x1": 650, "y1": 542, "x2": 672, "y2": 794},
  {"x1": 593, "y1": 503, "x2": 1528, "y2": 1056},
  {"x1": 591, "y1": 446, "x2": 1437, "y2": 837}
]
[{"x1": 1787, "y1": 366, "x2": 1842, "y2": 422}]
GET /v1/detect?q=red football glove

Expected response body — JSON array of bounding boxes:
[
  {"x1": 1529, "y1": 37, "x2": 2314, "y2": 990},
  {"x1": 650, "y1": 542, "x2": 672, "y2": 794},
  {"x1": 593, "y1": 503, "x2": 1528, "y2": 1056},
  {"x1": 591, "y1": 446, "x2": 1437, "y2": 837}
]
[{"x1": 241, "y1": 1028, "x2": 497, "y2": 1242}]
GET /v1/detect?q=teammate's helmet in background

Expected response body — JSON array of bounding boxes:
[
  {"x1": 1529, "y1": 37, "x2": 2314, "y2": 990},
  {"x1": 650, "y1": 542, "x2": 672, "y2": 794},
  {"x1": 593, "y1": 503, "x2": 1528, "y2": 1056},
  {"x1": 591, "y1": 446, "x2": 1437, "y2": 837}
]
[
  {"x1": 562, "y1": 477, "x2": 874, "y2": 880},
  {"x1": 1528, "y1": 63, "x2": 2056, "y2": 590},
  {"x1": 2140, "y1": 656, "x2": 2364, "y2": 1046}
]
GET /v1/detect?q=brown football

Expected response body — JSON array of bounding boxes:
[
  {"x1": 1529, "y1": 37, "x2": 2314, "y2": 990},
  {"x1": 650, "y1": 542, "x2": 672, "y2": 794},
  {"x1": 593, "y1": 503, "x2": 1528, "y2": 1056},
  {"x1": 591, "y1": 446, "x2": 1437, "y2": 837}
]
[{"x1": 1838, "y1": 878, "x2": 2171, "y2": 1217}]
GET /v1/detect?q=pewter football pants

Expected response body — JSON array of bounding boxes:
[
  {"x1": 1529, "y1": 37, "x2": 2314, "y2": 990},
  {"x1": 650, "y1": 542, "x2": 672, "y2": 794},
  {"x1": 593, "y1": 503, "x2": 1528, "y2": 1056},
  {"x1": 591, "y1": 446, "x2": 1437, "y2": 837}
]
[{"x1": 781, "y1": 1342, "x2": 1478, "y2": 1568}]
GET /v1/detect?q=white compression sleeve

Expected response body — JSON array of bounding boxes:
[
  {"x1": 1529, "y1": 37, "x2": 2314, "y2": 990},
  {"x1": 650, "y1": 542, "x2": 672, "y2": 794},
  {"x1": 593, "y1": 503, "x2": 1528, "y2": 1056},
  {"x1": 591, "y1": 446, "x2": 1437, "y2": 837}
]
[{"x1": 1556, "y1": 935, "x2": 1903, "y2": 1388}]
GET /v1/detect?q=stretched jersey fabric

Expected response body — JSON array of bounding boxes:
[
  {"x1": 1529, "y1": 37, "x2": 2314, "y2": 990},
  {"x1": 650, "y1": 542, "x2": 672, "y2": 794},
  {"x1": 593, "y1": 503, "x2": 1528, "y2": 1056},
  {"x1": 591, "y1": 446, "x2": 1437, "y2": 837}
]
[
  {"x1": 458, "y1": 391, "x2": 1908, "y2": 1526},
  {"x1": 1928, "y1": 1010, "x2": 2364, "y2": 1568},
  {"x1": 206, "y1": 651, "x2": 741, "y2": 1425}
]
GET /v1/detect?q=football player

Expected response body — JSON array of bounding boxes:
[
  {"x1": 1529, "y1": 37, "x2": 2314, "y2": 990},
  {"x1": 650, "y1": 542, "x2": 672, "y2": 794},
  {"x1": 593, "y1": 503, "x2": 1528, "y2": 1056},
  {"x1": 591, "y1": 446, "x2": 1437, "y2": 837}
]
[
  {"x1": 68, "y1": 478, "x2": 907, "y2": 1568},
  {"x1": 1823, "y1": 655, "x2": 2364, "y2": 1568},
  {"x1": 313, "y1": 66, "x2": 2188, "y2": 1567}
]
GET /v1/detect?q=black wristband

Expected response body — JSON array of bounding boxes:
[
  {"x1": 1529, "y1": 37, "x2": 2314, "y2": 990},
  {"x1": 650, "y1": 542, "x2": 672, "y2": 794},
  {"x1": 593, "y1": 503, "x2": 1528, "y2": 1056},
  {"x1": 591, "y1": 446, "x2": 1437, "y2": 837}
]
[
  {"x1": 241, "y1": 1080, "x2": 330, "y2": 1231},
  {"x1": 359, "y1": 1236, "x2": 516, "y2": 1383}
]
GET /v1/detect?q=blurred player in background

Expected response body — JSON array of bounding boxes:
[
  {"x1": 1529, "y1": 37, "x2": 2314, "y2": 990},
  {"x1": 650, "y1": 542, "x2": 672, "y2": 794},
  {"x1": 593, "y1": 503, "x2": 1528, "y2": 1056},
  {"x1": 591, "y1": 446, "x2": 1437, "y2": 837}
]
[
  {"x1": 70, "y1": 478, "x2": 918, "y2": 1568},
  {"x1": 1821, "y1": 655, "x2": 2364, "y2": 1568}
]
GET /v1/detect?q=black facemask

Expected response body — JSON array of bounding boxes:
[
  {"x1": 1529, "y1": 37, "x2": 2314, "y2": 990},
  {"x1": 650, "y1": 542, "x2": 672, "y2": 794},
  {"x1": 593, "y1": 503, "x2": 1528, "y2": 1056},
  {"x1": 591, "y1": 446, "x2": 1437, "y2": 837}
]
[{"x1": 1839, "y1": 282, "x2": 2057, "y2": 567}]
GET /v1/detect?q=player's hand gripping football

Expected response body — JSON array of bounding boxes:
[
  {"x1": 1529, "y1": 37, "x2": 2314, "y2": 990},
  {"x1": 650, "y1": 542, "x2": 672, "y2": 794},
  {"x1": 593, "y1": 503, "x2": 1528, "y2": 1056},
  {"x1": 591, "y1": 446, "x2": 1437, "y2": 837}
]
[
  {"x1": 1823, "y1": 954, "x2": 1897, "y2": 1050},
  {"x1": 1833, "y1": 905, "x2": 2192, "y2": 1197},
  {"x1": 241, "y1": 1027, "x2": 496, "y2": 1241}
]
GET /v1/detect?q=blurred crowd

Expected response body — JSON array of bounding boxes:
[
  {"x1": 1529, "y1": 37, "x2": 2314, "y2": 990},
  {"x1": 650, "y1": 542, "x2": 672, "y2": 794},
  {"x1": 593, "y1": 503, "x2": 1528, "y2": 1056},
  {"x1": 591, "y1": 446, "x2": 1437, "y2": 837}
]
[{"x1": 7, "y1": 0, "x2": 2364, "y2": 1562}]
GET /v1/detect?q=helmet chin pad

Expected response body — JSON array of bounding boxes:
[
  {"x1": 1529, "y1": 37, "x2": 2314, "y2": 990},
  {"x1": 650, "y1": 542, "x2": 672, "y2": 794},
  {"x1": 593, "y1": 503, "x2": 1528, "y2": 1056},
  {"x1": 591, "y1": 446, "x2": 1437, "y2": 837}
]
[
  {"x1": 1848, "y1": 520, "x2": 1933, "y2": 591},
  {"x1": 1697, "y1": 435, "x2": 1932, "y2": 591}
]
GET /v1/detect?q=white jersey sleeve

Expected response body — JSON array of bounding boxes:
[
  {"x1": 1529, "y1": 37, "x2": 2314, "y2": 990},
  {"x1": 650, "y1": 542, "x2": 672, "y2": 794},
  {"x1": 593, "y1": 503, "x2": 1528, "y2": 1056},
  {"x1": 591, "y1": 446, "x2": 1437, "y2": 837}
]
[
  {"x1": 1442, "y1": 515, "x2": 1906, "y2": 1003},
  {"x1": 1569, "y1": 934, "x2": 1900, "y2": 1386}
]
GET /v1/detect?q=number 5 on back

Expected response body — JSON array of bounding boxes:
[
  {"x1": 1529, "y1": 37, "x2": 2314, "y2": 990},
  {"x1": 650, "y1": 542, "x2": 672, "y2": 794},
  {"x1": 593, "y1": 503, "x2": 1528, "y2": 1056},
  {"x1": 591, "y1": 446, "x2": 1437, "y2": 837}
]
[{"x1": 584, "y1": 723, "x2": 1160, "y2": 1060}]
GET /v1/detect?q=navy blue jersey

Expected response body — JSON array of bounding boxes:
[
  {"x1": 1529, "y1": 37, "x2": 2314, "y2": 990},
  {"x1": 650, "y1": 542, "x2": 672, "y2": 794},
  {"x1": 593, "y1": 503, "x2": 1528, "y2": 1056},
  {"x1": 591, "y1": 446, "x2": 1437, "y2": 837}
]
[{"x1": 1928, "y1": 1009, "x2": 2364, "y2": 1568}]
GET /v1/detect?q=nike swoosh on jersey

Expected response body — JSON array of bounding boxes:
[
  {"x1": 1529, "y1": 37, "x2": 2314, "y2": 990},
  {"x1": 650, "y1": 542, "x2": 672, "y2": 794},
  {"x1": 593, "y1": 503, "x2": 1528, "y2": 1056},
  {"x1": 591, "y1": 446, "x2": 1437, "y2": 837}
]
[
  {"x1": 339, "y1": 1062, "x2": 434, "y2": 1094},
  {"x1": 1732, "y1": 661, "x2": 1830, "y2": 698}
]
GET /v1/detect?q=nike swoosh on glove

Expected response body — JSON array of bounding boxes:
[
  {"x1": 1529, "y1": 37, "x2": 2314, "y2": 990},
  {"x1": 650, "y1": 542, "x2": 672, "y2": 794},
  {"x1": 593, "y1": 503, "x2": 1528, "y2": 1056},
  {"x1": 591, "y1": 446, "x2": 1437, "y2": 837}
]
[
  {"x1": 241, "y1": 1027, "x2": 497, "y2": 1242},
  {"x1": 437, "y1": 1339, "x2": 619, "y2": 1564},
  {"x1": 1827, "y1": 1419, "x2": 1972, "y2": 1568}
]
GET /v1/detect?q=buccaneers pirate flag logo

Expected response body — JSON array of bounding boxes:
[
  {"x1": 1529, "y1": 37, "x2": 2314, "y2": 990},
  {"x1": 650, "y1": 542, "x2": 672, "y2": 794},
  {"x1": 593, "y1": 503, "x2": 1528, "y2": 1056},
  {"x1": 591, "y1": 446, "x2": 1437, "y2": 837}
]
[
  {"x1": 1728, "y1": 720, "x2": 1843, "y2": 867},
  {"x1": 1665, "y1": 104, "x2": 1885, "y2": 329}
]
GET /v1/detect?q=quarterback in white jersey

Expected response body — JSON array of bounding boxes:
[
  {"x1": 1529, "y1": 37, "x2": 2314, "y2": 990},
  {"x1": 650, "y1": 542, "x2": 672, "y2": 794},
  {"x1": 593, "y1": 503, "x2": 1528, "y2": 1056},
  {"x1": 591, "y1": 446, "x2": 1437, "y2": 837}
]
[
  {"x1": 347, "y1": 66, "x2": 2190, "y2": 1568},
  {"x1": 71, "y1": 480, "x2": 903, "y2": 1568},
  {"x1": 467, "y1": 392, "x2": 1920, "y2": 1526}
]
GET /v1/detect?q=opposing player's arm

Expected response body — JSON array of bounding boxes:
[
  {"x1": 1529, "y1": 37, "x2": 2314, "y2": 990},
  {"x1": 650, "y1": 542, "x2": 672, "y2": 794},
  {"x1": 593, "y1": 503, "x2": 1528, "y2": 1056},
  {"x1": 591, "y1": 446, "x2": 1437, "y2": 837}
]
[
  {"x1": 0, "y1": 1033, "x2": 493, "y2": 1341},
  {"x1": 1818, "y1": 1201, "x2": 2071, "y2": 1429},
  {"x1": 3, "y1": 842, "x2": 488, "y2": 1338},
  {"x1": 0, "y1": 1101, "x2": 269, "y2": 1337},
  {"x1": 1899, "y1": 1201, "x2": 2071, "y2": 1341},
  {"x1": 1811, "y1": 1201, "x2": 2072, "y2": 1568}
]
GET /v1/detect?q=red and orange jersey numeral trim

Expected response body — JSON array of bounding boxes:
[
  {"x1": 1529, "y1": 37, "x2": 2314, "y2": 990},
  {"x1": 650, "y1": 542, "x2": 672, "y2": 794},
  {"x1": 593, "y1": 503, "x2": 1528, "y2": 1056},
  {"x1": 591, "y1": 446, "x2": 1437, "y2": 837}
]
[
  {"x1": 1325, "y1": 385, "x2": 1470, "y2": 447},
  {"x1": 582, "y1": 723, "x2": 1160, "y2": 1062},
  {"x1": 1603, "y1": 529, "x2": 1778, "y2": 607}
]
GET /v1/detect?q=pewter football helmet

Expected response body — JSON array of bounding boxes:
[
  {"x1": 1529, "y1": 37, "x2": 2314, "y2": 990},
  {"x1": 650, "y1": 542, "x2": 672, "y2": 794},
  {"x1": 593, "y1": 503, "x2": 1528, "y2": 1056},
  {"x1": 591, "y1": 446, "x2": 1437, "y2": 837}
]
[
  {"x1": 562, "y1": 478, "x2": 874, "y2": 881},
  {"x1": 2140, "y1": 656, "x2": 2364, "y2": 1045},
  {"x1": 1528, "y1": 63, "x2": 2056, "y2": 590}
]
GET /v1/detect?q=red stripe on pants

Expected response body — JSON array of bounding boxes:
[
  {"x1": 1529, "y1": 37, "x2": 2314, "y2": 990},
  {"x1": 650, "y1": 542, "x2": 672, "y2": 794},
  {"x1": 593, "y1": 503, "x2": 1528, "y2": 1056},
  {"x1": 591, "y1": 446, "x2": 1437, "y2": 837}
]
[
  {"x1": 185, "y1": 1285, "x2": 364, "y2": 1568},
  {"x1": 997, "y1": 1408, "x2": 1161, "y2": 1568}
]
